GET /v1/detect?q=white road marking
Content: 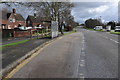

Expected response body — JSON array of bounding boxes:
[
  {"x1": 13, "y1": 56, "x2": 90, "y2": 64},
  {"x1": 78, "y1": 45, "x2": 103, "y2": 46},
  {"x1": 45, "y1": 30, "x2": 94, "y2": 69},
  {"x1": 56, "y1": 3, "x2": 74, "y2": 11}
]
[
  {"x1": 82, "y1": 52, "x2": 85, "y2": 56},
  {"x1": 99, "y1": 35, "x2": 119, "y2": 44},
  {"x1": 80, "y1": 60, "x2": 85, "y2": 67},
  {"x1": 110, "y1": 34, "x2": 118, "y2": 36},
  {"x1": 79, "y1": 73, "x2": 85, "y2": 79},
  {"x1": 110, "y1": 39, "x2": 119, "y2": 44}
]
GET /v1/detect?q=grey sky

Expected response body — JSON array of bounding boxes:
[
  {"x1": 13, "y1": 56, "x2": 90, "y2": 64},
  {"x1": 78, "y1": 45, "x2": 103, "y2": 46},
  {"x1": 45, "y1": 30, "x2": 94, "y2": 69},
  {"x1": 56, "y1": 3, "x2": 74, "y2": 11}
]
[
  {"x1": 71, "y1": 1, "x2": 118, "y2": 23},
  {"x1": 0, "y1": 0, "x2": 119, "y2": 24}
]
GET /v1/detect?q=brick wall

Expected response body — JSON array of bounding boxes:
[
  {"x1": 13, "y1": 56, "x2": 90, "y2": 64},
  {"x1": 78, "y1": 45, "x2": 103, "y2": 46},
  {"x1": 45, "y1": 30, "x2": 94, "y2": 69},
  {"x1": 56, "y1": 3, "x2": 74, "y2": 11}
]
[
  {"x1": 2, "y1": 29, "x2": 30, "y2": 38},
  {"x1": 14, "y1": 30, "x2": 30, "y2": 37}
]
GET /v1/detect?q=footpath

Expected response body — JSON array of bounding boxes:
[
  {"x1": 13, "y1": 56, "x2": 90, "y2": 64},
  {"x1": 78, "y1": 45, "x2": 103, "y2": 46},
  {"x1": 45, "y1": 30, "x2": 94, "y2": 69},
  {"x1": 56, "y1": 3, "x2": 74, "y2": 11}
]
[{"x1": 1, "y1": 36, "x2": 51, "y2": 77}]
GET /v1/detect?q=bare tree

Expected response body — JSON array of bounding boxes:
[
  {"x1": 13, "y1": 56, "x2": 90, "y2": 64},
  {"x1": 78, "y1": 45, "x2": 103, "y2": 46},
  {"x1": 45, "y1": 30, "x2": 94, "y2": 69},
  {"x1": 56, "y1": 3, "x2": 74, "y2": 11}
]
[{"x1": 1, "y1": 1, "x2": 76, "y2": 34}]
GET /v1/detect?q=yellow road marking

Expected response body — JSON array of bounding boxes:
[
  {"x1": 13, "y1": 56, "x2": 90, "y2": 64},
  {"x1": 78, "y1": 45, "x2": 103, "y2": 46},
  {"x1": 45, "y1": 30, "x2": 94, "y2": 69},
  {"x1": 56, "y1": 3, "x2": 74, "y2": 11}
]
[
  {"x1": 3, "y1": 36, "x2": 63, "y2": 79},
  {"x1": 3, "y1": 41, "x2": 53, "y2": 79}
]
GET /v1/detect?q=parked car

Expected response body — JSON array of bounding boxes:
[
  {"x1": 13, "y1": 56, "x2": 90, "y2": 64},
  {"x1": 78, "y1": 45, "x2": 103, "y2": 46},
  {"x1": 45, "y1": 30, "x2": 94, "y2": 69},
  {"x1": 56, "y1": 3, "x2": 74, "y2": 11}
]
[
  {"x1": 94, "y1": 26, "x2": 103, "y2": 30},
  {"x1": 106, "y1": 26, "x2": 111, "y2": 31},
  {"x1": 115, "y1": 26, "x2": 120, "y2": 32},
  {"x1": 26, "y1": 27, "x2": 32, "y2": 30}
]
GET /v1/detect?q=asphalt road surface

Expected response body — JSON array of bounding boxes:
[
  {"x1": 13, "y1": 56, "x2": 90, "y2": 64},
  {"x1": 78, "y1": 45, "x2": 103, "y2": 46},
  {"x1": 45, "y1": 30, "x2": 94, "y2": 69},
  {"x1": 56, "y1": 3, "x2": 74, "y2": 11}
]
[{"x1": 9, "y1": 28, "x2": 118, "y2": 79}]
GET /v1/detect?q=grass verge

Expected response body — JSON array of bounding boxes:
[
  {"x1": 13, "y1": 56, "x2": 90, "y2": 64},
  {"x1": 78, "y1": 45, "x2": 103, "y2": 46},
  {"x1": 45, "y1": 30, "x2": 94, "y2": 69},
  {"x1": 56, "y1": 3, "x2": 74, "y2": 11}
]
[
  {"x1": 84, "y1": 28, "x2": 106, "y2": 32},
  {"x1": 1, "y1": 40, "x2": 29, "y2": 48},
  {"x1": 110, "y1": 32, "x2": 120, "y2": 35}
]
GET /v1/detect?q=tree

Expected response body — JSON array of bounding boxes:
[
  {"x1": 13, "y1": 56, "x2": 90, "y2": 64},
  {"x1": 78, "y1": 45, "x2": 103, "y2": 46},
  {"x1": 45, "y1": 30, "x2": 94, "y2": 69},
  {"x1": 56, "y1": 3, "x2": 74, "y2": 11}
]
[
  {"x1": 1, "y1": 2, "x2": 76, "y2": 34},
  {"x1": 107, "y1": 21, "x2": 116, "y2": 29},
  {"x1": 85, "y1": 18, "x2": 102, "y2": 28}
]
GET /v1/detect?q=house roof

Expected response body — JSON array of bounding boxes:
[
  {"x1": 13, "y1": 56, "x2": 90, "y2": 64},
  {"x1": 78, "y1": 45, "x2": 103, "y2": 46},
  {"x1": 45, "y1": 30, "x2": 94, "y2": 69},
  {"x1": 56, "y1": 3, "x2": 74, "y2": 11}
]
[
  {"x1": 0, "y1": 10, "x2": 25, "y2": 21},
  {"x1": 13, "y1": 13, "x2": 25, "y2": 21},
  {"x1": 28, "y1": 15, "x2": 41, "y2": 23},
  {"x1": 28, "y1": 15, "x2": 51, "y2": 23}
]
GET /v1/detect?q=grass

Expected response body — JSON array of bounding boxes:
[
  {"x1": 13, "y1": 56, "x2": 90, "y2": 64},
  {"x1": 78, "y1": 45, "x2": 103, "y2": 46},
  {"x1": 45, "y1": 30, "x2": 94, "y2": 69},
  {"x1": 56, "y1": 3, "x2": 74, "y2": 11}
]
[
  {"x1": 85, "y1": 28, "x2": 120, "y2": 34},
  {"x1": 110, "y1": 32, "x2": 120, "y2": 35},
  {"x1": 84, "y1": 28, "x2": 106, "y2": 32},
  {"x1": 1, "y1": 31, "x2": 75, "y2": 48},
  {"x1": 1, "y1": 39, "x2": 29, "y2": 48},
  {"x1": 1, "y1": 33, "x2": 51, "y2": 48}
]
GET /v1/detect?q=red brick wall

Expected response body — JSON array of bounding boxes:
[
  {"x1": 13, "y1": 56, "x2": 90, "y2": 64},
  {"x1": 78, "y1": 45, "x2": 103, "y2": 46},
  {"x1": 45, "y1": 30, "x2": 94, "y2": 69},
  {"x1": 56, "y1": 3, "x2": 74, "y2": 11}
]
[
  {"x1": 8, "y1": 13, "x2": 26, "y2": 29},
  {"x1": 0, "y1": 19, "x2": 9, "y2": 29},
  {"x1": 32, "y1": 23, "x2": 41, "y2": 27},
  {"x1": 14, "y1": 30, "x2": 30, "y2": 37},
  {"x1": 0, "y1": 19, "x2": 26, "y2": 29},
  {"x1": 2, "y1": 29, "x2": 30, "y2": 38}
]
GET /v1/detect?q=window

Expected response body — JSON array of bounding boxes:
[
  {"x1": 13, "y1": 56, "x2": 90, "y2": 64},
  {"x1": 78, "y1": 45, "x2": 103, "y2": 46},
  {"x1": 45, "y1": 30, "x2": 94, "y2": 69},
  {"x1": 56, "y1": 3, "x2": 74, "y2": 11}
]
[
  {"x1": 15, "y1": 25, "x2": 17, "y2": 28},
  {"x1": 8, "y1": 25, "x2": 11, "y2": 29},
  {"x1": 2, "y1": 24, "x2": 6, "y2": 29},
  {"x1": 27, "y1": 21, "x2": 30, "y2": 24},
  {"x1": 13, "y1": 19, "x2": 15, "y2": 22},
  {"x1": 9, "y1": 18, "x2": 13, "y2": 22}
]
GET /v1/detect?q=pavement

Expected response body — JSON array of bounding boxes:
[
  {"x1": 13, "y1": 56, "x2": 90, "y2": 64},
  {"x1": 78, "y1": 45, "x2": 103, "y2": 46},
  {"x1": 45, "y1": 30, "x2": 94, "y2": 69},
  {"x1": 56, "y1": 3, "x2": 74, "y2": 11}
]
[
  {"x1": 2, "y1": 37, "x2": 51, "y2": 69},
  {"x1": 8, "y1": 32, "x2": 84, "y2": 78},
  {"x1": 3, "y1": 28, "x2": 119, "y2": 79}
]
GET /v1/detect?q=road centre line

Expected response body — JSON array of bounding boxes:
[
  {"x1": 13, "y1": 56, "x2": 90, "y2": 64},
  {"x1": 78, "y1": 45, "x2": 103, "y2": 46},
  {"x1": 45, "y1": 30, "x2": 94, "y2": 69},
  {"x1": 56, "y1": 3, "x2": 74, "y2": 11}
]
[
  {"x1": 110, "y1": 39, "x2": 119, "y2": 44},
  {"x1": 80, "y1": 60, "x2": 85, "y2": 67},
  {"x1": 79, "y1": 73, "x2": 85, "y2": 80},
  {"x1": 77, "y1": 33, "x2": 86, "y2": 79},
  {"x1": 99, "y1": 35, "x2": 119, "y2": 44}
]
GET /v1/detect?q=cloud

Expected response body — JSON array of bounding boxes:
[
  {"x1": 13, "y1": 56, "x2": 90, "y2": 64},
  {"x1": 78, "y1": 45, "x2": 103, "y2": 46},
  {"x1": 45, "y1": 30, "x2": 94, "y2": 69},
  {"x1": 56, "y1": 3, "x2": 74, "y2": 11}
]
[
  {"x1": 88, "y1": 5, "x2": 109, "y2": 14},
  {"x1": 71, "y1": 2, "x2": 118, "y2": 23}
]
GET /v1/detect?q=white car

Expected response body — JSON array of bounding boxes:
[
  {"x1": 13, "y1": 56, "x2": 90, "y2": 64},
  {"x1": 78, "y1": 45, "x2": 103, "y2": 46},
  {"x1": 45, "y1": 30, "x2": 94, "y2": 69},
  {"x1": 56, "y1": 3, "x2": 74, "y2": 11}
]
[
  {"x1": 94, "y1": 26, "x2": 103, "y2": 30},
  {"x1": 115, "y1": 26, "x2": 120, "y2": 32}
]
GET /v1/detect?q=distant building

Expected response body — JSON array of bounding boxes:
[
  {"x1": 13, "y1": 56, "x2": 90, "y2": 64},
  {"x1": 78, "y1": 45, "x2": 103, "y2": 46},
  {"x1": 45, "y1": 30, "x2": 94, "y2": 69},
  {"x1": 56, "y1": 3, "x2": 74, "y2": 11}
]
[
  {"x1": 26, "y1": 14, "x2": 51, "y2": 28},
  {"x1": 0, "y1": 8, "x2": 26, "y2": 30}
]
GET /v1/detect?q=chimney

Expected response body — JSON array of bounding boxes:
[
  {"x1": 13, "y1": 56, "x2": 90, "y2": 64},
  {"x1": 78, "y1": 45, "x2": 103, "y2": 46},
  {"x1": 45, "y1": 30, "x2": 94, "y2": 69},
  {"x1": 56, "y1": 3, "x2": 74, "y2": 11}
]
[
  {"x1": 12, "y1": 8, "x2": 16, "y2": 13},
  {"x1": 34, "y1": 13, "x2": 36, "y2": 18}
]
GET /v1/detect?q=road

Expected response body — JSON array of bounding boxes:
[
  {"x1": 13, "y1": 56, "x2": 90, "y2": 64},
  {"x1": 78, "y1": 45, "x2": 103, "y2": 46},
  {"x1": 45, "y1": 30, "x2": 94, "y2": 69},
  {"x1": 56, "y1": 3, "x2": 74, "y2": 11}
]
[
  {"x1": 2, "y1": 37, "x2": 50, "y2": 69},
  {"x1": 7, "y1": 28, "x2": 118, "y2": 79}
]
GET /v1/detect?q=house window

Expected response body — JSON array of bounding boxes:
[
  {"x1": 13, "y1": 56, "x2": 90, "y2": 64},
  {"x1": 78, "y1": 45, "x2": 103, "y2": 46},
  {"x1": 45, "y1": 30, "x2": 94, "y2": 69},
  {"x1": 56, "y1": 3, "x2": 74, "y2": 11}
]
[
  {"x1": 13, "y1": 19, "x2": 15, "y2": 22},
  {"x1": 43, "y1": 22, "x2": 46, "y2": 24},
  {"x1": 8, "y1": 25, "x2": 11, "y2": 29},
  {"x1": 2, "y1": 24, "x2": 6, "y2": 29},
  {"x1": 15, "y1": 25, "x2": 17, "y2": 28},
  {"x1": 27, "y1": 21, "x2": 30, "y2": 24},
  {"x1": 9, "y1": 18, "x2": 13, "y2": 22}
]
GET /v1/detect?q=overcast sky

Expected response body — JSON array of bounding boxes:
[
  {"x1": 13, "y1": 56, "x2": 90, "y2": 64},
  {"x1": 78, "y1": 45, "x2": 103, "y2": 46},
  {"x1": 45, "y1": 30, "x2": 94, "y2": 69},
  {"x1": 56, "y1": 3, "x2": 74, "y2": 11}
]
[
  {"x1": 71, "y1": 1, "x2": 119, "y2": 23},
  {"x1": 0, "y1": 0, "x2": 119, "y2": 24}
]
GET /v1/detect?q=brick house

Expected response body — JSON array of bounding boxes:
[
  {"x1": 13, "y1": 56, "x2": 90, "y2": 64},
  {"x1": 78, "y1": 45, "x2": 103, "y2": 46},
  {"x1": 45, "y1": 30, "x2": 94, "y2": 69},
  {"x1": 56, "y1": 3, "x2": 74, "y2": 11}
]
[
  {"x1": 0, "y1": 9, "x2": 26, "y2": 30},
  {"x1": 26, "y1": 14, "x2": 41, "y2": 27},
  {"x1": 0, "y1": 10, "x2": 9, "y2": 30},
  {"x1": 26, "y1": 14, "x2": 51, "y2": 28},
  {"x1": 0, "y1": 9, "x2": 30, "y2": 38}
]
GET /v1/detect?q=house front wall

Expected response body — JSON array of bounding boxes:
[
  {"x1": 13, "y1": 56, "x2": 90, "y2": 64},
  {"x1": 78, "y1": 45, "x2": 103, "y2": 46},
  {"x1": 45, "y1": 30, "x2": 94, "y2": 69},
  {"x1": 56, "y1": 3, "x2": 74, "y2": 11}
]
[
  {"x1": 32, "y1": 23, "x2": 42, "y2": 27},
  {"x1": 26, "y1": 17, "x2": 32, "y2": 27},
  {"x1": 7, "y1": 13, "x2": 26, "y2": 29},
  {"x1": 0, "y1": 19, "x2": 9, "y2": 29}
]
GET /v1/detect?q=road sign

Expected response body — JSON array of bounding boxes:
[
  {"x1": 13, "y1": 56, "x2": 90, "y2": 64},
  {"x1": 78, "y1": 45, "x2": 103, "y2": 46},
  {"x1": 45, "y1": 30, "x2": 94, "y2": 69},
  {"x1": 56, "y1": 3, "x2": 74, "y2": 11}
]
[{"x1": 51, "y1": 21, "x2": 58, "y2": 38}]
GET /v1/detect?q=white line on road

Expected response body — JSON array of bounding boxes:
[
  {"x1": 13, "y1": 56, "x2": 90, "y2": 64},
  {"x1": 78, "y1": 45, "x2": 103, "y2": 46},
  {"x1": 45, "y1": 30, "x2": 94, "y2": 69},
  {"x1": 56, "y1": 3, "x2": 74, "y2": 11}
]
[
  {"x1": 110, "y1": 39, "x2": 119, "y2": 44},
  {"x1": 77, "y1": 33, "x2": 86, "y2": 79},
  {"x1": 82, "y1": 52, "x2": 85, "y2": 56},
  {"x1": 79, "y1": 73, "x2": 85, "y2": 80},
  {"x1": 80, "y1": 60, "x2": 85, "y2": 67},
  {"x1": 99, "y1": 35, "x2": 119, "y2": 44},
  {"x1": 109, "y1": 34, "x2": 118, "y2": 36}
]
